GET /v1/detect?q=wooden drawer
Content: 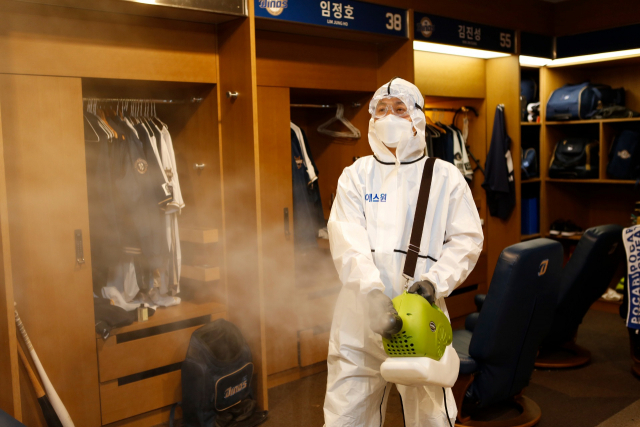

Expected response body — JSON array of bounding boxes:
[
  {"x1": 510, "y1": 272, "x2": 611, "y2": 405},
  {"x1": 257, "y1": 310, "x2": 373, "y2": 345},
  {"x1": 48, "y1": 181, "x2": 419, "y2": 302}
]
[
  {"x1": 100, "y1": 370, "x2": 181, "y2": 425},
  {"x1": 97, "y1": 304, "x2": 227, "y2": 425},
  {"x1": 299, "y1": 327, "x2": 330, "y2": 367},
  {"x1": 98, "y1": 325, "x2": 201, "y2": 382},
  {"x1": 104, "y1": 405, "x2": 182, "y2": 427}
]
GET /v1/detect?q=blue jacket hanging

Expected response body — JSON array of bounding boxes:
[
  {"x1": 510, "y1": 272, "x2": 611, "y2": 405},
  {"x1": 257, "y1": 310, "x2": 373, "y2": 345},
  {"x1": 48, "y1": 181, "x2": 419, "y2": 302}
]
[{"x1": 482, "y1": 105, "x2": 515, "y2": 220}]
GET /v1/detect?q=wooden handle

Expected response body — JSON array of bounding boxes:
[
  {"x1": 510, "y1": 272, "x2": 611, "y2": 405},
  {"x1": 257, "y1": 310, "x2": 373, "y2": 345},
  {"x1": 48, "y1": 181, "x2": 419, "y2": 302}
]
[{"x1": 17, "y1": 344, "x2": 45, "y2": 398}]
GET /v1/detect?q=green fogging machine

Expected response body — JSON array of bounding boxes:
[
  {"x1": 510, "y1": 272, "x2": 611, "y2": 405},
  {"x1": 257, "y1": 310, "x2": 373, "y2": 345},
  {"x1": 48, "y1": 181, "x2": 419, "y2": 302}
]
[{"x1": 379, "y1": 292, "x2": 459, "y2": 388}]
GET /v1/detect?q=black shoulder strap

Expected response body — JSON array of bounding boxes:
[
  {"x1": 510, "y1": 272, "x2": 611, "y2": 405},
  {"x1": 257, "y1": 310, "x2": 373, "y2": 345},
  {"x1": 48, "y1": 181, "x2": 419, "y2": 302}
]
[{"x1": 403, "y1": 157, "x2": 437, "y2": 281}]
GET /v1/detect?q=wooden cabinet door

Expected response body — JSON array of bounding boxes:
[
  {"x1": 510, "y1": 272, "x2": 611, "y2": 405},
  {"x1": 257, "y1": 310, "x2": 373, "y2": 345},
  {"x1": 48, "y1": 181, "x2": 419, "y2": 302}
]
[
  {"x1": 0, "y1": 74, "x2": 101, "y2": 426},
  {"x1": 257, "y1": 86, "x2": 299, "y2": 376}
]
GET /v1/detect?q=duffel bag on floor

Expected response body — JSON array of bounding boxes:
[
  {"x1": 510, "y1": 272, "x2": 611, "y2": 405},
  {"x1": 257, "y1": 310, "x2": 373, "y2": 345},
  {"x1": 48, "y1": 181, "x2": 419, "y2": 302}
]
[
  {"x1": 549, "y1": 138, "x2": 599, "y2": 179},
  {"x1": 607, "y1": 130, "x2": 640, "y2": 180}
]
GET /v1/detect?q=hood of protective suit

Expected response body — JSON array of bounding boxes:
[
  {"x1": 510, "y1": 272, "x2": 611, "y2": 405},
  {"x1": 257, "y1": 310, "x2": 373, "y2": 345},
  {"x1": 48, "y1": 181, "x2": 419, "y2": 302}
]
[{"x1": 369, "y1": 78, "x2": 426, "y2": 164}]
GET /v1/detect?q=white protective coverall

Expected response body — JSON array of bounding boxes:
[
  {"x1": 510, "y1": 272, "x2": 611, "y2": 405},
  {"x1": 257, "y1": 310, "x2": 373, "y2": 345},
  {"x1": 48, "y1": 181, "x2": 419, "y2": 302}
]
[{"x1": 324, "y1": 78, "x2": 484, "y2": 427}]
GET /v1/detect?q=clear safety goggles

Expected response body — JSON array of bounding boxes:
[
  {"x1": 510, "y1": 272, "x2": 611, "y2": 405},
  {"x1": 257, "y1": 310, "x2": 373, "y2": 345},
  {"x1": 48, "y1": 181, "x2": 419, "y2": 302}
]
[{"x1": 372, "y1": 97, "x2": 413, "y2": 119}]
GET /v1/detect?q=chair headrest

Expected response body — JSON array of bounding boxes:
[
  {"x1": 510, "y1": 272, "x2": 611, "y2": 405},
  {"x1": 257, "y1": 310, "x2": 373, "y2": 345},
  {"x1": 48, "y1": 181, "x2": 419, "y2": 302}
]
[{"x1": 468, "y1": 238, "x2": 563, "y2": 408}]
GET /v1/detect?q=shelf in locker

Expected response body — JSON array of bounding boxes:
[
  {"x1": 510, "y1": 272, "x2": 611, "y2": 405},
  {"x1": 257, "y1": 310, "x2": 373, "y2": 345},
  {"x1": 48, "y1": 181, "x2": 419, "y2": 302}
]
[
  {"x1": 547, "y1": 117, "x2": 640, "y2": 125},
  {"x1": 521, "y1": 233, "x2": 541, "y2": 241},
  {"x1": 521, "y1": 122, "x2": 541, "y2": 126},
  {"x1": 181, "y1": 265, "x2": 220, "y2": 282},
  {"x1": 521, "y1": 177, "x2": 541, "y2": 183},
  {"x1": 547, "y1": 178, "x2": 637, "y2": 184},
  {"x1": 179, "y1": 227, "x2": 219, "y2": 244},
  {"x1": 546, "y1": 233, "x2": 581, "y2": 241},
  {"x1": 110, "y1": 300, "x2": 227, "y2": 335}
]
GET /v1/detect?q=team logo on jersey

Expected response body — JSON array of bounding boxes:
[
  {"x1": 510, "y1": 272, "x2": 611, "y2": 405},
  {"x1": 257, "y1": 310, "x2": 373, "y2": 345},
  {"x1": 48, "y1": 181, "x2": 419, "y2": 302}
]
[
  {"x1": 258, "y1": 0, "x2": 288, "y2": 16},
  {"x1": 135, "y1": 158, "x2": 148, "y2": 174},
  {"x1": 365, "y1": 193, "x2": 387, "y2": 202},
  {"x1": 294, "y1": 156, "x2": 303, "y2": 169},
  {"x1": 618, "y1": 149, "x2": 631, "y2": 159},
  {"x1": 418, "y1": 17, "x2": 434, "y2": 38}
]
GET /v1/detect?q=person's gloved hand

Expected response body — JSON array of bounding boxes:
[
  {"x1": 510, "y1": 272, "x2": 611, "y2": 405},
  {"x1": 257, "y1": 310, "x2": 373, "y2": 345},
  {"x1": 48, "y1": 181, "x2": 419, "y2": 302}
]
[
  {"x1": 367, "y1": 289, "x2": 402, "y2": 338},
  {"x1": 408, "y1": 280, "x2": 436, "y2": 304}
]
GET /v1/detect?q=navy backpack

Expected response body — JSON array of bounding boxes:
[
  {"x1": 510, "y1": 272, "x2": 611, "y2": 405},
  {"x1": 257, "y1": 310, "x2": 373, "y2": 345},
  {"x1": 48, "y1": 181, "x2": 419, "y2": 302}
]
[
  {"x1": 549, "y1": 138, "x2": 599, "y2": 179},
  {"x1": 607, "y1": 130, "x2": 640, "y2": 180},
  {"x1": 175, "y1": 319, "x2": 268, "y2": 427}
]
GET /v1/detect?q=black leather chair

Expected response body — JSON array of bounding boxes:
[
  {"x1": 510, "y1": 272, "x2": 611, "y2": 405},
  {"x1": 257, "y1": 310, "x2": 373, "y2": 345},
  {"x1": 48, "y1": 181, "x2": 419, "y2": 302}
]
[
  {"x1": 452, "y1": 238, "x2": 563, "y2": 426},
  {"x1": 536, "y1": 224, "x2": 623, "y2": 368}
]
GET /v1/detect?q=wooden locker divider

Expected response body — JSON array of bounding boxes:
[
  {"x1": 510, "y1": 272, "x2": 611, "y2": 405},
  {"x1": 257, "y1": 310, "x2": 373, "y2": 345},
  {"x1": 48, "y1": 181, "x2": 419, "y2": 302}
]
[
  {"x1": 0, "y1": 100, "x2": 21, "y2": 418},
  {"x1": 217, "y1": 4, "x2": 269, "y2": 409},
  {"x1": 256, "y1": 86, "x2": 299, "y2": 376},
  {"x1": 485, "y1": 55, "x2": 522, "y2": 282}
]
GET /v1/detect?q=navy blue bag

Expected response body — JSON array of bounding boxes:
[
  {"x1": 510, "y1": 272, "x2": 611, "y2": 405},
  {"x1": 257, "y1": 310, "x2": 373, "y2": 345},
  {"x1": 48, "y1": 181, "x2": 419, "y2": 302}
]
[
  {"x1": 549, "y1": 138, "x2": 599, "y2": 179},
  {"x1": 177, "y1": 319, "x2": 267, "y2": 427},
  {"x1": 546, "y1": 83, "x2": 624, "y2": 121},
  {"x1": 607, "y1": 130, "x2": 640, "y2": 180},
  {"x1": 520, "y1": 79, "x2": 538, "y2": 105}
]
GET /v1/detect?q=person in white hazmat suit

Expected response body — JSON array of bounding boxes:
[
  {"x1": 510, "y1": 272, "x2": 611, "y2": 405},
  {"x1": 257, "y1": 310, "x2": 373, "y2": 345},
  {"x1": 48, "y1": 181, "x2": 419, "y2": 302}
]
[{"x1": 323, "y1": 78, "x2": 484, "y2": 427}]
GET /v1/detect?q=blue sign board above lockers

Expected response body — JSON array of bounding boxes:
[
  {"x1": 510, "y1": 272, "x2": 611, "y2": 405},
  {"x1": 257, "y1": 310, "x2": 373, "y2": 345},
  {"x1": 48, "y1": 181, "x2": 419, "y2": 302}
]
[
  {"x1": 521, "y1": 32, "x2": 554, "y2": 59},
  {"x1": 414, "y1": 12, "x2": 516, "y2": 54},
  {"x1": 556, "y1": 23, "x2": 640, "y2": 59},
  {"x1": 254, "y1": 0, "x2": 408, "y2": 38}
]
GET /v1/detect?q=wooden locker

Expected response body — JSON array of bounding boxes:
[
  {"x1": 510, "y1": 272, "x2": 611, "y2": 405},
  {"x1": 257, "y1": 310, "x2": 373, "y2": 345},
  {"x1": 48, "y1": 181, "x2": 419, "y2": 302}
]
[{"x1": 0, "y1": 74, "x2": 101, "y2": 426}]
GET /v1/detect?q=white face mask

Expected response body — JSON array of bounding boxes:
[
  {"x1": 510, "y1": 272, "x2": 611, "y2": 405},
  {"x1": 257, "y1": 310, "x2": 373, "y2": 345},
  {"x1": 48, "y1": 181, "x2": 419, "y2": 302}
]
[{"x1": 374, "y1": 115, "x2": 413, "y2": 148}]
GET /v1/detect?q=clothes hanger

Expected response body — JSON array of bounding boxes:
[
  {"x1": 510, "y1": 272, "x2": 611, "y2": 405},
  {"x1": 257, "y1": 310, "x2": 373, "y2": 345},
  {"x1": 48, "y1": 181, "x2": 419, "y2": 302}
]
[
  {"x1": 83, "y1": 102, "x2": 101, "y2": 143},
  {"x1": 151, "y1": 102, "x2": 166, "y2": 129},
  {"x1": 317, "y1": 104, "x2": 361, "y2": 139},
  {"x1": 425, "y1": 114, "x2": 447, "y2": 134},
  {"x1": 97, "y1": 104, "x2": 118, "y2": 139}
]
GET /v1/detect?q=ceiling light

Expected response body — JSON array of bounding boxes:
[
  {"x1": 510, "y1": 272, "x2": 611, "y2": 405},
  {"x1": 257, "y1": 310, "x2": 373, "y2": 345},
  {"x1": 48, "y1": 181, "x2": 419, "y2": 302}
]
[
  {"x1": 548, "y1": 48, "x2": 640, "y2": 67},
  {"x1": 519, "y1": 55, "x2": 553, "y2": 67},
  {"x1": 413, "y1": 41, "x2": 510, "y2": 59}
]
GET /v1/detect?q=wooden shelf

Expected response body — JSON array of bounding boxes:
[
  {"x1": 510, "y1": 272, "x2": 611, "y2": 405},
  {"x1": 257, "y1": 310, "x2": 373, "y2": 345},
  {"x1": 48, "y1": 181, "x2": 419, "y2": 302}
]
[
  {"x1": 546, "y1": 117, "x2": 640, "y2": 125},
  {"x1": 521, "y1": 122, "x2": 541, "y2": 126},
  {"x1": 181, "y1": 265, "x2": 220, "y2": 282},
  {"x1": 521, "y1": 233, "x2": 541, "y2": 241},
  {"x1": 547, "y1": 178, "x2": 637, "y2": 184},
  {"x1": 111, "y1": 300, "x2": 227, "y2": 335},
  {"x1": 546, "y1": 233, "x2": 581, "y2": 241},
  {"x1": 521, "y1": 177, "x2": 541, "y2": 183},
  {"x1": 179, "y1": 227, "x2": 219, "y2": 244}
]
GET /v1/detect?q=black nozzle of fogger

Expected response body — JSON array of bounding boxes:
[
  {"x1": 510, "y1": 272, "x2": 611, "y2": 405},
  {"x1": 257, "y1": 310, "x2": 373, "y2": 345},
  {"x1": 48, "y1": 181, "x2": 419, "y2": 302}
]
[{"x1": 383, "y1": 312, "x2": 403, "y2": 336}]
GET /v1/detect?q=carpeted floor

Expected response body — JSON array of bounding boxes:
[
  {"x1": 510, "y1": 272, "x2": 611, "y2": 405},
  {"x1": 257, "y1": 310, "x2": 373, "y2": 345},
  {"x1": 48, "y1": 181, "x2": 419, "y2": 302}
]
[{"x1": 261, "y1": 309, "x2": 639, "y2": 427}]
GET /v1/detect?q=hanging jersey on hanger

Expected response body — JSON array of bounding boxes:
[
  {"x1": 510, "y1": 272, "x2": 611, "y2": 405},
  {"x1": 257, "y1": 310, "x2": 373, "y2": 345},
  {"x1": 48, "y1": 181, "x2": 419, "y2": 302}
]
[
  {"x1": 483, "y1": 105, "x2": 515, "y2": 220},
  {"x1": 291, "y1": 123, "x2": 326, "y2": 248}
]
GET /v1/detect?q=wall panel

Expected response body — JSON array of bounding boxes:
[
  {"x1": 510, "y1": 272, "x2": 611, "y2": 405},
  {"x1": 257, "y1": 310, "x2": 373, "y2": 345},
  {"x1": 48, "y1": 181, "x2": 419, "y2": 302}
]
[
  {"x1": 0, "y1": 1, "x2": 217, "y2": 82},
  {"x1": 0, "y1": 101, "x2": 20, "y2": 419}
]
